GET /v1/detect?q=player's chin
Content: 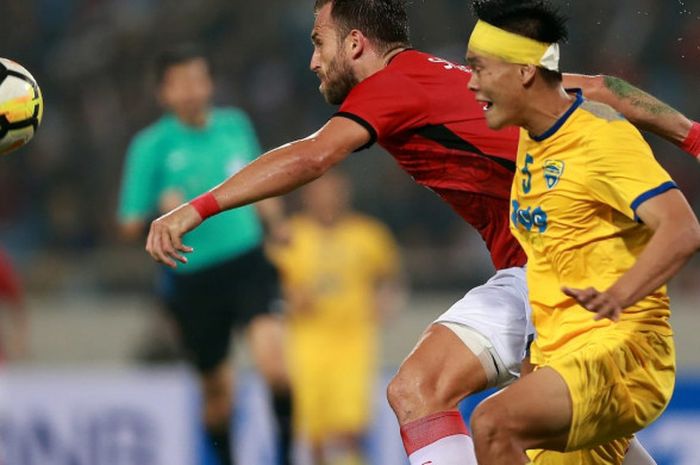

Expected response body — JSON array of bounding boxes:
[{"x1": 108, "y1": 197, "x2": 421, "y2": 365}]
[
  {"x1": 484, "y1": 113, "x2": 505, "y2": 130},
  {"x1": 319, "y1": 85, "x2": 333, "y2": 104},
  {"x1": 322, "y1": 89, "x2": 346, "y2": 106},
  {"x1": 485, "y1": 110, "x2": 514, "y2": 130}
]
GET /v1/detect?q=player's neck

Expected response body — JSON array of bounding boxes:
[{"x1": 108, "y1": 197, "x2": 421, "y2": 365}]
[
  {"x1": 383, "y1": 45, "x2": 408, "y2": 66},
  {"x1": 313, "y1": 210, "x2": 347, "y2": 228},
  {"x1": 522, "y1": 86, "x2": 575, "y2": 138},
  {"x1": 176, "y1": 109, "x2": 210, "y2": 129},
  {"x1": 355, "y1": 46, "x2": 408, "y2": 82}
]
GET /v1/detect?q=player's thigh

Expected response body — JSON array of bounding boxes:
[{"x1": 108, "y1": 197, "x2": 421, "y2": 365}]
[
  {"x1": 473, "y1": 366, "x2": 573, "y2": 451},
  {"x1": 435, "y1": 266, "x2": 532, "y2": 385},
  {"x1": 549, "y1": 329, "x2": 675, "y2": 451},
  {"x1": 234, "y1": 248, "x2": 286, "y2": 383},
  {"x1": 234, "y1": 246, "x2": 283, "y2": 324},
  {"x1": 165, "y1": 293, "x2": 234, "y2": 373},
  {"x1": 394, "y1": 323, "x2": 491, "y2": 402}
]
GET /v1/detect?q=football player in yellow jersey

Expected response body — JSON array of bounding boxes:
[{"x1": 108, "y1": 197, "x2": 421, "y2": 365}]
[
  {"x1": 269, "y1": 171, "x2": 403, "y2": 465},
  {"x1": 465, "y1": 1, "x2": 700, "y2": 464}
]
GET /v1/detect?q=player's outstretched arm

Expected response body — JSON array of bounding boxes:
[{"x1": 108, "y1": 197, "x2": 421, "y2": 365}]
[
  {"x1": 145, "y1": 117, "x2": 371, "y2": 268},
  {"x1": 563, "y1": 74, "x2": 700, "y2": 160},
  {"x1": 563, "y1": 189, "x2": 700, "y2": 321}
]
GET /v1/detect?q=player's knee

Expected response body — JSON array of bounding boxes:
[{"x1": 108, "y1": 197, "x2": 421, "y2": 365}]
[
  {"x1": 386, "y1": 372, "x2": 409, "y2": 416},
  {"x1": 386, "y1": 368, "x2": 428, "y2": 422},
  {"x1": 387, "y1": 364, "x2": 452, "y2": 423}
]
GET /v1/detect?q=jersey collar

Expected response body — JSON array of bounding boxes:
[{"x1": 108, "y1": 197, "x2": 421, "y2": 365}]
[
  {"x1": 386, "y1": 47, "x2": 414, "y2": 66},
  {"x1": 529, "y1": 89, "x2": 584, "y2": 142}
]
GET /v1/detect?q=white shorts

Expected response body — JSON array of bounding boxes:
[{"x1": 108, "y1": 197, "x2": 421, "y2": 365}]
[{"x1": 435, "y1": 266, "x2": 533, "y2": 386}]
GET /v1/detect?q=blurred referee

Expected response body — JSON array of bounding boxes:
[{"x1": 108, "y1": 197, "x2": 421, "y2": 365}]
[{"x1": 117, "y1": 45, "x2": 292, "y2": 465}]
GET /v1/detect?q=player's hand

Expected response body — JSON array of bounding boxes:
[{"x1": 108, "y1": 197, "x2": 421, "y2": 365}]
[
  {"x1": 561, "y1": 286, "x2": 624, "y2": 322},
  {"x1": 146, "y1": 204, "x2": 201, "y2": 268}
]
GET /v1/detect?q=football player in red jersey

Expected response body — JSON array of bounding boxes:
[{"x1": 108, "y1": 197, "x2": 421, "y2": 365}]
[{"x1": 146, "y1": 1, "x2": 697, "y2": 463}]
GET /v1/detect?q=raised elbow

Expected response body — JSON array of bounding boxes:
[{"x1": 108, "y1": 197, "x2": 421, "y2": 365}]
[
  {"x1": 306, "y1": 150, "x2": 335, "y2": 177},
  {"x1": 303, "y1": 139, "x2": 346, "y2": 178}
]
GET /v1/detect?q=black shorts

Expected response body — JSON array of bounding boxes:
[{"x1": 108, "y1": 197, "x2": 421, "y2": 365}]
[{"x1": 159, "y1": 246, "x2": 281, "y2": 373}]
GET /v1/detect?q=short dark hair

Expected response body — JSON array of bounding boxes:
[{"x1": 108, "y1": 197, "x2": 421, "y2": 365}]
[
  {"x1": 154, "y1": 44, "x2": 209, "y2": 84},
  {"x1": 314, "y1": 0, "x2": 411, "y2": 52},
  {"x1": 472, "y1": 0, "x2": 567, "y2": 84}
]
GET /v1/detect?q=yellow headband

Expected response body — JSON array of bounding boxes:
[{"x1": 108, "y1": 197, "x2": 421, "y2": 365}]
[{"x1": 468, "y1": 20, "x2": 560, "y2": 71}]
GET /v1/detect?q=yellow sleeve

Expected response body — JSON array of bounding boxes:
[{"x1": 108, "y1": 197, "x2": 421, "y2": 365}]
[{"x1": 584, "y1": 122, "x2": 677, "y2": 221}]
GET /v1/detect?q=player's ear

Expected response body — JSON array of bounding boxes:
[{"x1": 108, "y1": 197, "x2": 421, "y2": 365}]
[
  {"x1": 520, "y1": 64, "x2": 537, "y2": 86},
  {"x1": 347, "y1": 29, "x2": 365, "y2": 59}
]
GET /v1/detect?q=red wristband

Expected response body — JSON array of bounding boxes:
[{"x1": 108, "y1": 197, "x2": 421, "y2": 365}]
[
  {"x1": 189, "y1": 192, "x2": 221, "y2": 220},
  {"x1": 680, "y1": 121, "x2": 700, "y2": 159}
]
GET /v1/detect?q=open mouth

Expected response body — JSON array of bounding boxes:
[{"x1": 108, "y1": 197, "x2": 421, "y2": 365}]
[
  {"x1": 477, "y1": 99, "x2": 493, "y2": 112},
  {"x1": 474, "y1": 92, "x2": 493, "y2": 112}
]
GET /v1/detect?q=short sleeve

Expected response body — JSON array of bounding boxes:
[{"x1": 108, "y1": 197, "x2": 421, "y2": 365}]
[
  {"x1": 585, "y1": 123, "x2": 677, "y2": 221},
  {"x1": 336, "y1": 70, "x2": 430, "y2": 149},
  {"x1": 117, "y1": 133, "x2": 161, "y2": 222}
]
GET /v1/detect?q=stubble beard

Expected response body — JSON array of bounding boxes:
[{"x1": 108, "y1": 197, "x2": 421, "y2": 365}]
[{"x1": 320, "y1": 54, "x2": 359, "y2": 105}]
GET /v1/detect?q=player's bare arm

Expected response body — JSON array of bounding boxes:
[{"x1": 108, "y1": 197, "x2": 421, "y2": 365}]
[
  {"x1": 563, "y1": 189, "x2": 700, "y2": 321},
  {"x1": 146, "y1": 116, "x2": 370, "y2": 268},
  {"x1": 564, "y1": 73, "x2": 699, "y2": 158}
]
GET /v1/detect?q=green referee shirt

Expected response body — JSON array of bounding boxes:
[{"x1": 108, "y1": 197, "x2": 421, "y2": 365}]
[{"x1": 118, "y1": 108, "x2": 264, "y2": 273}]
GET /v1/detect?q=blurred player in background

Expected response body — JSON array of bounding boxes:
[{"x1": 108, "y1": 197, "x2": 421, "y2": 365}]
[
  {"x1": 117, "y1": 45, "x2": 292, "y2": 465},
  {"x1": 144, "y1": 2, "x2": 700, "y2": 464},
  {"x1": 465, "y1": 1, "x2": 700, "y2": 463},
  {"x1": 269, "y1": 171, "x2": 403, "y2": 465},
  {"x1": 0, "y1": 247, "x2": 28, "y2": 363}
]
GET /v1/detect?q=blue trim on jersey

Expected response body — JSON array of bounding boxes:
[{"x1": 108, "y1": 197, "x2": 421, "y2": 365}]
[
  {"x1": 631, "y1": 181, "x2": 679, "y2": 222},
  {"x1": 530, "y1": 89, "x2": 584, "y2": 142}
]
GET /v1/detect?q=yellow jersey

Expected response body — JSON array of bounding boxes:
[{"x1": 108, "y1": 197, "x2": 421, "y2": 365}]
[
  {"x1": 270, "y1": 213, "x2": 399, "y2": 335},
  {"x1": 510, "y1": 90, "x2": 677, "y2": 364},
  {"x1": 269, "y1": 213, "x2": 400, "y2": 440}
]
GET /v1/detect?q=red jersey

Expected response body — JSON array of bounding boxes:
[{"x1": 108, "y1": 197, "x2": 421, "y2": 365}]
[{"x1": 336, "y1": 50, "x2": 526, "y2": 270}]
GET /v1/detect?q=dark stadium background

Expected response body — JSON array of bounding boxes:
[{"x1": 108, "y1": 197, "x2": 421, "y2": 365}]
[{"x1": 0, "y1": 1, "x2": 699, "y2": 465}]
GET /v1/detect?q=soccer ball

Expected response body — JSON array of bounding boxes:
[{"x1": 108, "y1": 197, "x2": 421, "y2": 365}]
[{"x1": 0, "y1": 58, "x2": 43, "y2": 155}]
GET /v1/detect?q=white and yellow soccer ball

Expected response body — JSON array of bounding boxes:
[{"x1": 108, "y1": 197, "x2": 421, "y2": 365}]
[{"x1": 0, "y1": 58, "x2": 43, "y2": 155}]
